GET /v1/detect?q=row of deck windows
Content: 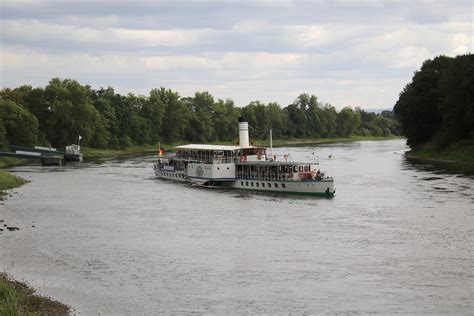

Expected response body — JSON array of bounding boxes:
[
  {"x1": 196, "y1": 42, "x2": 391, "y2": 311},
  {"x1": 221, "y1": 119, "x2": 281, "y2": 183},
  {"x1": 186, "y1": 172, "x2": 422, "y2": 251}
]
[
  {"x1": 240, "y1": 181, "x2": 286, "y2": 189},
  {"x1": 162, "y1": 172, "x2": 185, "y2": 179}
]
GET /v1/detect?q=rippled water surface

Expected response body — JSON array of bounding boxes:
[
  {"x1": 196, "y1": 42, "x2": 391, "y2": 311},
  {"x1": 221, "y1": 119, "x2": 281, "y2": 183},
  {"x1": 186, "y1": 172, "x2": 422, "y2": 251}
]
[{"x1": 1, "y1": 140, "x2": 473, "y2": 314}]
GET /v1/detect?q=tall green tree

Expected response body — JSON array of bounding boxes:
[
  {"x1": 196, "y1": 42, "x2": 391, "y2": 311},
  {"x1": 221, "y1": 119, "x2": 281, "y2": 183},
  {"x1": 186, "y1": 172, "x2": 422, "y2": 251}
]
[
  {"x1": 394, "y1": 56, "x2": 452, "y2": 146},
  {"x1": 438, "y1": 54, "x2": 474, "y2": 142},
  {"x1": 145, "y1": 89, "x2": 166, "y2": 143},
  {"x1": 211, "y1": 99, "x2": 240, "y2": 141},
  {"x1": 266, "y1": 102, "x2": 287, "y2": 138},
  {"x1": 159, "y1": 88, "x2": 190, "y2": 143},
  {"x1": 43, "y1": 78, "x2": 101, "y2": 147},
  {"x1": 336, "y1": 106, "x2": 361, "y2": 137},
  {"x1": 0, "y1": 100, "x2": 39, "y2": 147},
  {"x1": 185, "y1": 91, "x2": 215, "y2": 142}
]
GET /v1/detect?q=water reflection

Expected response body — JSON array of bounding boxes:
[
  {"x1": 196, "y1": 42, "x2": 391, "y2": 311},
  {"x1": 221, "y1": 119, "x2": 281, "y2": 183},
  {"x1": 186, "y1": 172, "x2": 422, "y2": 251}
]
[{"x1": 1, "y1": 139, "x2": 473, "y2": 314}]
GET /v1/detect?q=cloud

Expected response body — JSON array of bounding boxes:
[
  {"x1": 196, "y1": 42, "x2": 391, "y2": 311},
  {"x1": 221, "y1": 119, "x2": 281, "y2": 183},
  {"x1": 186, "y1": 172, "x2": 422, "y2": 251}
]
[
  {"x1": 1, "y1": 0, "x2": 472, "y2": 109},
  {"x1": 1, "y1": 19, "x2": 213, "y2": 48}
]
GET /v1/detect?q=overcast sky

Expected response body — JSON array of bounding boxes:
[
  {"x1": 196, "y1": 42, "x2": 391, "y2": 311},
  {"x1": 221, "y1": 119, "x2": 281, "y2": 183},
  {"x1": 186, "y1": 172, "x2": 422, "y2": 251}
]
[{"x1": 1, "y1": 0, "x2": 472, "y2": 109}]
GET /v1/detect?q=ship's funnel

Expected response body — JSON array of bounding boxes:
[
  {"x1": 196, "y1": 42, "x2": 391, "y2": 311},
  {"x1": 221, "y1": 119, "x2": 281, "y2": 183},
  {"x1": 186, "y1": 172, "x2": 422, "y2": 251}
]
[{"x1": 238, "y1": 117, "x2": 250, "y2": 148}]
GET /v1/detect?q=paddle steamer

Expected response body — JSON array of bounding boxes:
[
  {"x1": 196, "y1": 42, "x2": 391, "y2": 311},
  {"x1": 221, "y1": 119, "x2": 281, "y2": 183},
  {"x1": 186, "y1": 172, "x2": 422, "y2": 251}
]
[{"x1": 154, "y1": 118, "x2": 335, "y2": 197}]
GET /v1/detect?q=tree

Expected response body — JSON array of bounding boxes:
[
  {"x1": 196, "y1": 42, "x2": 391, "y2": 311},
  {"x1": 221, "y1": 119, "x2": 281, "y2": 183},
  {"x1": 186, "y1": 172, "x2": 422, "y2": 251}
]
[
  {"x1": 394, "y1": 56, "x2": 452, "y2": 146},
  {"x1": 266, "y1": 102, "x2": 287, "y2": 138},
  {"x1": 336, "y1": 106, "x2": 360, "y2": 137},
  {"x1": 212, "y1": 99, "x2": 240, "y2": 141},
  {"x1": 0, "y1": 100, "x2": 39, "y2": 146},
  {"x1": 43, "y1": 78, "x2": 102, "y2": 148},
  {"x1": 159, "y1": 88, "x2": 190, "y2": 143},
  {"x1": 438, "y1": 54, "x2": 474, "y2": 142},
  {"x1": 145, "y1": 89, "x2": 166, "y2": 143},
  {"x1": 185, "y1": 91, "x2": 215, "y2": 142}
]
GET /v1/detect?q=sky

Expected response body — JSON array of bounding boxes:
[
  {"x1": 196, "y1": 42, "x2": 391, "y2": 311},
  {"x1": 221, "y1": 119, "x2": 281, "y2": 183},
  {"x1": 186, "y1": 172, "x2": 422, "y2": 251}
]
[{"x1": 0, "y1": 0, "x2": 472, "y2": 110}]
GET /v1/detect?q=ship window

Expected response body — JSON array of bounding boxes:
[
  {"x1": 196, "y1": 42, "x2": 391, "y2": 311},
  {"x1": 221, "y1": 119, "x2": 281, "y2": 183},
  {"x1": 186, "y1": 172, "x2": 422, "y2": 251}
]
[
  {"x1": 241, "y1": 181, "x2": 244, "y2": 185},
  {"x1": 256, "y1": 182, "x2": 259, "y2": 187},
  {"x1": 268, "y1": 183, "x2": 271, "y2": 187},
  {"x1": 217, "y1": 167, "x2": 220, "y2": 170},
  {"x1": 246, "y1": 181, "x2": 249, "y2": 186},
  {"x1": 282, "y1": 183, "x2": 286, "y2": 188},
  {"x1": 262, "y1": 183, "x2": 265, "y2": 187},
  {"x1": 304, "y1": 166, "x2": 309, "y2": 172},
  {"x1": 299, "y1": 166, "x2": 303, "y2": 172},
  {"x1": 251, "y1": 182, "x2": 254, "y2": 187},
  {"x1": 274, "y1": 183, "x2": 278, "y2": 188},
  {"x1": 227, "y1": 167, "x2": 229, "y2": 170}
]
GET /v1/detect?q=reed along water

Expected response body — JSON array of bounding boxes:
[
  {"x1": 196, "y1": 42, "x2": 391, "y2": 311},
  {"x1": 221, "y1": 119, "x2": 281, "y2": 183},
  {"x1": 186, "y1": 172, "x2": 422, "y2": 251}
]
[{"x1": 1, "y1": 139, "x2": 472, "y2": 314}]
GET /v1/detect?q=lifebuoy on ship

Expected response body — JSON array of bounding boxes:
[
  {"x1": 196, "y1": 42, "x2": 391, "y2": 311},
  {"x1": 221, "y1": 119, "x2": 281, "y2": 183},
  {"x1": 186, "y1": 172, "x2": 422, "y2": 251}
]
[{"x1": 240, "y1": 155, "x2": 247, "y2": 162}]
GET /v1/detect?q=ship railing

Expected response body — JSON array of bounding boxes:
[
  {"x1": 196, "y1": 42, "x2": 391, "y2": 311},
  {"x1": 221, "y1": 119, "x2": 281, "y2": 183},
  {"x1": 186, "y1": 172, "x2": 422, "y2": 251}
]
[
  {"x1": 181, "y1": 157, "x2": 239, "y2": 164},
  {"x1": 236, "y1": 173, "x2": 332, "y2": 182}
]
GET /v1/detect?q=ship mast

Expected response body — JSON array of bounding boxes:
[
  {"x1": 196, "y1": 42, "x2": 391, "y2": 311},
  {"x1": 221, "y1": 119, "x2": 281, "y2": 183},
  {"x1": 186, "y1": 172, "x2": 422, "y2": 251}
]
[{"x1": 270, "y1": 129, "x2": 273, "y2": 160}]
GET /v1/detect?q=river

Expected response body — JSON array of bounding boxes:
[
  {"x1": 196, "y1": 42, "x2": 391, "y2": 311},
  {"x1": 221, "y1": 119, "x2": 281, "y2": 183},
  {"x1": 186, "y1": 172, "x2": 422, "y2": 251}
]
[{"x1": 1, "y1": 139, "x2": 473, "y2": 314}]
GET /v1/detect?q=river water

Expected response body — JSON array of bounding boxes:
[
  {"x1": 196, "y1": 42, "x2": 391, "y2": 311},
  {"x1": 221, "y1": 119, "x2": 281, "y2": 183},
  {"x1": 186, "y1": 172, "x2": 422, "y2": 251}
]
[{"x1": 0, "y1": 139, "x2": 472, "y2": 314}]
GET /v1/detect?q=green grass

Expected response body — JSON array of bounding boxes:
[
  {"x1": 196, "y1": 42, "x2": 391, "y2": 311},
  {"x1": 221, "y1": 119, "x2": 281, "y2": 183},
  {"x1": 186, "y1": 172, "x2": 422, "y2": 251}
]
[
  {"x1": 411, "y1": 139, "x2": 474, "y2": 163},
  {"x1": 0, "y1": 157, "x2": 30, "y2": 169},
  {"x1": 0, "y1": 171, "x2": 27, "y2": 191},
  {"x1": 81, "y1": 143, "x2": 173, "y2": 158},
  {"x1": 2, "y1": 136, "x2": 402, "y2": 162},
  {"x1": 252, "y1": 135, "x2": 402, "y2": 147},
  {"x1": 0, "y1": 171, "x2": 28, "y2": 200},
  {"x1": 0, "y1": 274, "x2": 69, "y2": 316}
]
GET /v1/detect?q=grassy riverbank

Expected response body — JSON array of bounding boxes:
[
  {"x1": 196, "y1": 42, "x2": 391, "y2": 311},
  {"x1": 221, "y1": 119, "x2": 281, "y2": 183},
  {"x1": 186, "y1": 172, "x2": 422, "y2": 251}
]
[
  {"x1": 82, "y1": 135, "x2": 402, "y2": 158},
  {"x1": 409, "y1": 139, "x2": 474, "y2": 163},
  {"x1": 81, "y1": 143, "x2": 170, "y2": 158},
  {"x1": 253, "y1": 135, "x2": 402, "y2": 147},
  {"x1": 406, "y1": 139, "x2": 474, "y2": 173},
  {"x1": 0, "y1": 136, "x2": 402, "y2": 166},
  {"x1": 0, "y1": 170, "x2": 28, "y2": 201},
  {"x1": 0, "y1": 157, "x2": 30, "y2": 169},
  {"x1": 0, "y1": 274, "x2": 69, "y2": 315}
]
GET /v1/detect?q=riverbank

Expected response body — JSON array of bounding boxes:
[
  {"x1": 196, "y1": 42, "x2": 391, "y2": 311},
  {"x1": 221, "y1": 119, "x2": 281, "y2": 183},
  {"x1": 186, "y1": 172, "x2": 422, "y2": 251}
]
[
  {"x1": 410, "y1": 139, "x2": 474, "y2": 162},
  {"x1": 405, "y1": 139, "x2": 474, "y2": 173},
  {"x1": 0, "y1": 172, "x2": 69, "y2": 314},
  {"x1": 0, "y1": 170, "x2": 28, "y2": 201},
  {"x1": 0, "y1": 273, "x2": 69, "y2": 315},
  {"x1": 1, "y1": 169, "x2": 69, "y2": 314},
  {"x1": 81, "y1": 135, "x2": 402, "y2": 158},
  {"x1": 254, "y1": 135, "x2": 402, "y2": 147},
  {"x1": 0, "y1": 136, "x2": 402, "y2": 165}
]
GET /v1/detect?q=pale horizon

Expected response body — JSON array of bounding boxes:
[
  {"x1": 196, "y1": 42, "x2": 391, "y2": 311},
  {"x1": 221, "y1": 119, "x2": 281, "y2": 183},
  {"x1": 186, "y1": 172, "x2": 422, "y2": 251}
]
[{"x1": 1, "y1": 0, "x2": 472, "y2": 110}]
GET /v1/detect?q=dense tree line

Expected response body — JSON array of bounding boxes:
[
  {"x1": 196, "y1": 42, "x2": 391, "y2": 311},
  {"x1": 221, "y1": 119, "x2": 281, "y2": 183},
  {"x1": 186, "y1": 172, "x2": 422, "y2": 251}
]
[
  {"x1": 394, "y1": 54, "x2": 474, "y2": 148},
  {"x1": 0, "y1": 78, "x2": 400, "y2": 150}
]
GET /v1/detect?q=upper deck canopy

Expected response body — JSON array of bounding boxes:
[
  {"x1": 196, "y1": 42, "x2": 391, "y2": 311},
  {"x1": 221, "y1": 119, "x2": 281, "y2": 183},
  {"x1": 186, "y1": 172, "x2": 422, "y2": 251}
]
[{"x1": 175, "y1": 144, "x2": 256, "y2": 151}]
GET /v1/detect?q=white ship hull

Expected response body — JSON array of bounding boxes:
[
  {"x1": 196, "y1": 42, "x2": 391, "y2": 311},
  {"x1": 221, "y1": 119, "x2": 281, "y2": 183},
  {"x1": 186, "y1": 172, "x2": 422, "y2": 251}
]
[
  {"x1": 154, "y1": 169, "x2": 189, "y2": 182},
  {"x1": 229, "y1": 178, "x2": 335, "y2": 196},
  {"x1": 154, "y1": 165, "x2": 335, "y2": 196}
]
